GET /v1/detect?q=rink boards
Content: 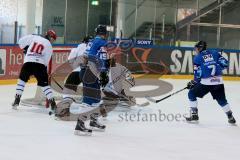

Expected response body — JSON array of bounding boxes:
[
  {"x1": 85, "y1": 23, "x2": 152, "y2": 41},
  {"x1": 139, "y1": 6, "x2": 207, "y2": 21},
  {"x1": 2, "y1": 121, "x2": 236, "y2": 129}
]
[{"x1": 1, "y1": 44, "x2": 240, "y2": 85}]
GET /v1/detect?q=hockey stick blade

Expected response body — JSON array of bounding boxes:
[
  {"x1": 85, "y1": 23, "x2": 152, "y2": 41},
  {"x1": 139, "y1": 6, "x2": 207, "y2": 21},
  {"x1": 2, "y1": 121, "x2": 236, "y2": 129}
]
[
  {"x1": 145, "y1": 96, "x2": 157, "y2": 103},
  {"x1": 137, "y1": 101, "x2": 150, "y2": 107}
]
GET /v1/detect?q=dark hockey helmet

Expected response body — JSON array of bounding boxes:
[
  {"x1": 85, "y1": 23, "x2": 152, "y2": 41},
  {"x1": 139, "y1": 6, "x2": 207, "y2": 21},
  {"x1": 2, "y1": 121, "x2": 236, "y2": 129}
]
[
  {"x1": 195, "y1": 41, "x2": 207, "y2": 51},
  {"x1": 95, "y1": 25, "x2": 107, "y2": 35},
  {"x1": 82, "y1": 35, "x2": 93, "y2": 43},
  {"x1": 45, "y1": 29, "x2": 57, "y2": 41}
]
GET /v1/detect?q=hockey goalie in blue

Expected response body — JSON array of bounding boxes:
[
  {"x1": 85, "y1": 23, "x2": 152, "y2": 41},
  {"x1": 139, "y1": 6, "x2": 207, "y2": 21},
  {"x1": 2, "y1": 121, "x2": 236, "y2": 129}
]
[{"x1": 185, "y1": 41, "x2": 236, "y2": 124}]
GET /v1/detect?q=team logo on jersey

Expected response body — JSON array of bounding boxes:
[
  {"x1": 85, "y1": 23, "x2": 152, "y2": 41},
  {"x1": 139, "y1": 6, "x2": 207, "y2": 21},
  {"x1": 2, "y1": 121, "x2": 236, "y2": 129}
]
[
  {"x1": 203, "y1": 54, "x2": 214, "y2": 62},
  {"x1": 0, "y1": 49, "x2": 6, "y2": 75}
]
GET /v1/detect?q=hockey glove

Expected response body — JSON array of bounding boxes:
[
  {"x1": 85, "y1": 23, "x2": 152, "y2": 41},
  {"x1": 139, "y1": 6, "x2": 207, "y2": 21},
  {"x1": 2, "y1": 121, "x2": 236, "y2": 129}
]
[
  {"x1": 218, "y1": 57, "x2": 228, "y2": 69},
  {"x1": 23, "y1": 45, "x2": 29, "y2": 55},
  {"x1": 100, "y1": 72, "x2": 109, "y2": 87},
  {"x1": 187, "y1": 80, "x2": 197, "y2": 89}
]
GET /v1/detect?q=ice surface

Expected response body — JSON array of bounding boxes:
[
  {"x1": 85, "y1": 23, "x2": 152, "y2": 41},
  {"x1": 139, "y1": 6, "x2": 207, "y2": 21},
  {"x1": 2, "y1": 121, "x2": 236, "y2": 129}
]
[{"x1": 0, "y1": 79, "x2": 240, "y2": 160}]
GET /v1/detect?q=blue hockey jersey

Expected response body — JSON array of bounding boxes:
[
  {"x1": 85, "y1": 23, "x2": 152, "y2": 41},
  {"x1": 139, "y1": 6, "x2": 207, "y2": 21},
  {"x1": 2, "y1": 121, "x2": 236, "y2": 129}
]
[
  {"x1": 82, "y1": 35, "x2": 109, "y2": 105},
  {"x1": 193, "y1": 49, "x2": 228, "y2": 85},
  {"x1": 85, "y1": 35, "x2": 109, "y2": 72}
]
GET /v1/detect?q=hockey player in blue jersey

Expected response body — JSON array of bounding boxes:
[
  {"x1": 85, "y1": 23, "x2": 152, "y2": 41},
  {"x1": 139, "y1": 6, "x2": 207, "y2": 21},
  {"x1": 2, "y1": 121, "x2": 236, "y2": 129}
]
[
  {"x1": 74, "y1": 25, "x2": 110, "y2": 135},
  {"x1": 186, "y1": 41, "x2": 236, "y2": 124}
]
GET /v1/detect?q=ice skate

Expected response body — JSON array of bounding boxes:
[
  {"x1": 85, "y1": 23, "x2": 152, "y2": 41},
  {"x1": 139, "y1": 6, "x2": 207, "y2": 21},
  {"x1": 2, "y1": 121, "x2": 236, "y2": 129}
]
[
  {"x1": 12, "y1": 94, "x2": 21, "y2": 110},
  {"x1": 185, "y1": 108, "x2": 199, "y2": 122},
  {"x1": 226, "y1": 111, "x2": 236, "y2": 124},
  {"x1": 48, "y1": 98, "x2": 57, "y2": 116},
  {"x1": 74, "y1": 119, "x2": 92, "y2": 136},
  {"x1": 89, "y1": 113, "x2": 106, "y2": 131}
]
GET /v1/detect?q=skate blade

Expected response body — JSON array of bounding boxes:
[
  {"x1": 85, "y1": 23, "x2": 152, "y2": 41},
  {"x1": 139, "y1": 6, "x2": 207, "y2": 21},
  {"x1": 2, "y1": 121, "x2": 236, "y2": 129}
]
[
  {"x1": 48, "y1": 111, "x2": 56, "y2": 116},
  {"x1": 228, "y1": 122, "x2": 238, "y2": 126},
  {"x1": 12, "y1": 106, "x2": 18, "y2": 110},
  {"x1": 74, "y1": 130, "x2": 92, "y2": 136},
  {"x1": 185, "y1": 120, "x2": 199, "y2": 124},
  {"x1": 101, "y1": 117, "x2": 108, "y2": 121},
  {"x1": 54, "y1": 116, "x2": 61, "y2": 121},
  {"x1": 90, "y1": 127, "x2": 106, "y2": 132}
]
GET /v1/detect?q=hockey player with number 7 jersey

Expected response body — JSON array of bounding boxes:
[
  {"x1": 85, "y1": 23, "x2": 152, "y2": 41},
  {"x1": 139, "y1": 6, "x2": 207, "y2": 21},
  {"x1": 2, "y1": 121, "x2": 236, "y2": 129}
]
[
  {"x1": 12, "y1": 30, "x2": 58, "y2": 114},
  {"x1": 185, "y1": 41, "x2": 236, "y2": 124}
]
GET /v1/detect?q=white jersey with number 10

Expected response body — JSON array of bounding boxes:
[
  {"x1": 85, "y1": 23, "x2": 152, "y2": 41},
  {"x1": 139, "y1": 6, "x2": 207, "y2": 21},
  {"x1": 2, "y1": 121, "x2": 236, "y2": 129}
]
[{"x1": 18, "y1": 35, "x2": 53, "y2": 67}]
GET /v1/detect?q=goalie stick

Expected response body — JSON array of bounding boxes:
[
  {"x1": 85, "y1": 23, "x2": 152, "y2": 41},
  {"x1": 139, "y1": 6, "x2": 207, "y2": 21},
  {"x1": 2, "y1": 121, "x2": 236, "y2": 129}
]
[
  {"x1": 103, "y1": 86, "x2": 150, "y2": 107},
  {"x1": 51, "y1": 76, "x2": 64, "y2": 90},
  {"x1": 119, "y1": 93, "x2": 150, "y2": 107},
  {"x1": 145, "y1": 87, "x2": 188, "y2": 103}
]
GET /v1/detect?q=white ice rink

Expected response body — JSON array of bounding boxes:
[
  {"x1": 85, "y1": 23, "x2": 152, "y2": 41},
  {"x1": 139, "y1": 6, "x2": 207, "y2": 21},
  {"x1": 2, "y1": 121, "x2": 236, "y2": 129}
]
[{"x1": 0, "y1": 79, "x2": 240, "y2": 160}]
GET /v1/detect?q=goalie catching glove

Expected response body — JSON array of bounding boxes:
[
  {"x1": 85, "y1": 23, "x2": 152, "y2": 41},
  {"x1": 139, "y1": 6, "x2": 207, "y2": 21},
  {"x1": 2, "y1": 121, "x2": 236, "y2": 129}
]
[{"x1": 187, "y1": 80, "x2": 198, "y2": 89}]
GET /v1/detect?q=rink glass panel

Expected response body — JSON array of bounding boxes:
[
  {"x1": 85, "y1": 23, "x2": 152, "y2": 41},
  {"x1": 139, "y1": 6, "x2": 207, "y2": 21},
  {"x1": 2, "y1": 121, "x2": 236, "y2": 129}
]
[{"x1": 0, "y1": 0, "x2": 239, "y2": 50}]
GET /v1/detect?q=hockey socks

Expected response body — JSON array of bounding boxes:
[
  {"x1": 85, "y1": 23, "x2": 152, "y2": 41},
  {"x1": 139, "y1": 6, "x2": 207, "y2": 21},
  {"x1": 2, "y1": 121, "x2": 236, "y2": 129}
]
[
  {"x1": 15, "y1": 79, "x2": 26, "y2": 96},
  {"x1": 41, "y1": 86, "x2": 54, "y2": 100}
]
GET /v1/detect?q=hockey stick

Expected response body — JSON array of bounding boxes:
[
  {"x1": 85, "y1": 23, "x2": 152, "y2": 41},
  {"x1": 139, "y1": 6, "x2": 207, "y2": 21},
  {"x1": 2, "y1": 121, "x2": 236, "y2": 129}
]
[
  {"x1": 103, "y1": 86, "x2": 150, "y2": 107},
  {"x1": 120, "y1": 93, "x2": 150, "y2": 107},
  {"x1": 145, "y1": 87, "x2": 188, "y2": 103},
  {"x1": 51, "y1": 76, "x2": 64, "y2": 90}
]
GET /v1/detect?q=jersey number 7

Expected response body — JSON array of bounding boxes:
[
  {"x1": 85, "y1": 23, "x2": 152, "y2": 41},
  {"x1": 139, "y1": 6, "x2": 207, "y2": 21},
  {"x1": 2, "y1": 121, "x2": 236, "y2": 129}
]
[
  {"x1": 30, "y1": 42, "x2": 44, "y2": 54},
  {"x1": 208, "y1": 65, "x2": 216, "y2": 76}
]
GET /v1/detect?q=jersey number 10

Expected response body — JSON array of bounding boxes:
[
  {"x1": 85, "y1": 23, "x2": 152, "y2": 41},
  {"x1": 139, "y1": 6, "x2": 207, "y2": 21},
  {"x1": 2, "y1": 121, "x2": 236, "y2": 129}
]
[{"x1": 30, "y1": 42, "x2": 44, "y2": 54}]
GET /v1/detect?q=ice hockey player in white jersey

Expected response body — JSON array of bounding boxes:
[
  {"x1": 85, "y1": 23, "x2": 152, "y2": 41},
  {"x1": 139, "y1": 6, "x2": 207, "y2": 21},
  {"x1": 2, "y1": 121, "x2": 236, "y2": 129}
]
[
  {"x1": 12, "y1": 30, "x2": 57, "y2": 113},
  {"x1": 62, "y1": 36, "x2": 92, "y2": 101}
]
